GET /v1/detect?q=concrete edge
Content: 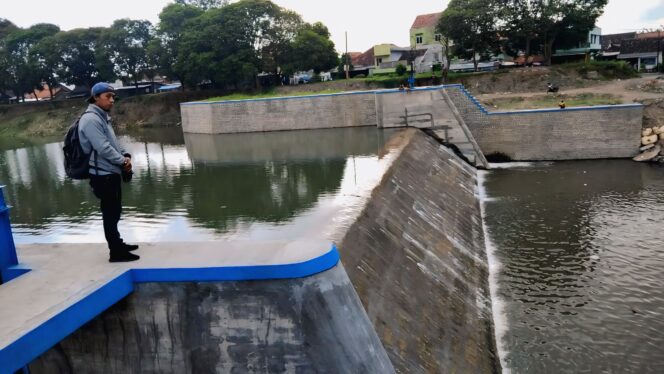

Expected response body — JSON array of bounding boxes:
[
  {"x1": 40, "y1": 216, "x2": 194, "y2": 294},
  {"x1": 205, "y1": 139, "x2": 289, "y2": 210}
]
[
  {"x1": 486, "y1": 103, "x2": 644, "y2": 115},
  {"x1": 0, "y1": 245, "x2": 340, "y2": 374},
  {"x1": 179, "y1": 85, "x2": 459, "y2": 106},
  {"x1": 451, "y1": 85, "x2": 644, "y2": 115}
]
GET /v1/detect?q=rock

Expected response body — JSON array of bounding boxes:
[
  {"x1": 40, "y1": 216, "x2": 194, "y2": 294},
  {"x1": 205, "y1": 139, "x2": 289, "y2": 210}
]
[
  {"x1": 633, "y1": 144, "x2": 661, "y2": 162},
  {"x1": 642, "y1": 134, "x2": 658, "y2": 145},
  {"x1": 587, "y1": 71, "x2": 600, "y2": 79},
  {"x1": 640, "y1": 144, "x2": 655, "y2": 151},
  {"x1": 642, "y1": 128, "x2": 653, "y2": 136}
]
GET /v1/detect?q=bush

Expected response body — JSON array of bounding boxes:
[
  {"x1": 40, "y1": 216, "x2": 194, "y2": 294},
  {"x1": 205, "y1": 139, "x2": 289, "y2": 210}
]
[
  {"x1": 396, "y1": 63, "x2": 407, "y2": 76},
  {"x1": 569, "y1": 61, "x2": 639, "y2": 79}
]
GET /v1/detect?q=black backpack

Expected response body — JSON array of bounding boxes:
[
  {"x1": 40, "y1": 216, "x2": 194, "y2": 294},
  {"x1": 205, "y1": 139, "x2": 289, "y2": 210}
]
[{"x1": 63, "y1": 111, "x2": 96, "y2": 180}]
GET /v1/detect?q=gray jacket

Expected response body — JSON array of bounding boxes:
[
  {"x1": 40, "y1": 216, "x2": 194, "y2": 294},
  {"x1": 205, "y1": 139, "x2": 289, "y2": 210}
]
[{"x1": 78, "y1": 104, "x2": 126, "y2": 176}]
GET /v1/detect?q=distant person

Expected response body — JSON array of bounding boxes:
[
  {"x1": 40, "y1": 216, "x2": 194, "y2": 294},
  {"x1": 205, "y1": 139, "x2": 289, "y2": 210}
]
[
  {"x1": 399, "y1": 84, "x2": 405, "y2": 91},
  {"x1": 559, "y1": 99, "x2": 566, "y2": 109},
  {"x1": 79, "y1": 83, "x2": 139, "y2": 262}
]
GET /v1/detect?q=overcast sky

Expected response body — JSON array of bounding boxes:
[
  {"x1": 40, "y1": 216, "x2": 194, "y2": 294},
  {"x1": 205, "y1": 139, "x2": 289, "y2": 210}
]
[{"x1": 2, "y1": 0, "x2": 664, "y2": 53}]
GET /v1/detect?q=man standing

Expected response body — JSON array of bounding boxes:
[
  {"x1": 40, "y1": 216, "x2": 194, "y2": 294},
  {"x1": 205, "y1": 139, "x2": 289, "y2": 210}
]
[{"x1": 79, "y1": 82, "x2": 139, "y2": 262}]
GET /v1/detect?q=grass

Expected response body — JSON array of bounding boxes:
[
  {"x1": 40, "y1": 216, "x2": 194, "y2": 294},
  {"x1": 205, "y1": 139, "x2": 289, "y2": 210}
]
[
  {"x1": 203, "y1": 88, "x2": 345, "y2": 102},
  {"x1": 483, "y1": 93, "x2": 623, "y2": 110},
  {"x1": 554, "y1": 60, "x2": 640, "y2": 80},
  {"x1": 0, "y1": 106, "x2": 80, "y2": 140}
]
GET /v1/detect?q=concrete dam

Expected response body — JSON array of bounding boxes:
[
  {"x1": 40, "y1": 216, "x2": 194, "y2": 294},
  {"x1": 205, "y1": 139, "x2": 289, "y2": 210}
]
[{"x1": 0, "y1": 85, "x2": 645, "y2": 373}]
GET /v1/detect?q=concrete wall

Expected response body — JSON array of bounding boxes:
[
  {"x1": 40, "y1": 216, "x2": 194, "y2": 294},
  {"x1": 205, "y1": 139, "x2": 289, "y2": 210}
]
[
  {"x1": 181, "y1": 92, "x2": 377, "y2": 134},
  {"x1": 375, "y1": 89, "x2": 458, "y2": 129},
  {"x1": 30, "y1": 264, "x2": 394, "y2": 374},
  {"x1": 444, "y1": 85, "x2": 643, "y2": 161},
  {"x1": 475, "y1": 107, "x2": 642, "y2": 160},
  {"x1": 338, "y1": 129, "x2": 499, "y2": 373},
  {"x1": 181, "y1": 85, "x2": 642, "y2": 161}
]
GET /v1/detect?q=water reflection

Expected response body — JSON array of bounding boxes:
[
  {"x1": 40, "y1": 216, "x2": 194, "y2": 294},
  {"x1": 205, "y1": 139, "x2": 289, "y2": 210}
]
[
  {"x1": 0, "y1": 127, "x2": 396, "y2": 244},
  {"x1": 483, "y1": 160, "x2": 664, "y2": 373}
]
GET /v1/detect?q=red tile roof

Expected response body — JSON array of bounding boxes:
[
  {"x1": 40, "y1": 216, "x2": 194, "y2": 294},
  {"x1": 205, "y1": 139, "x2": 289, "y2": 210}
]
[
  {"x1": 352, "y1": 48, "x2": 375, "y2": 67},
  {"x1": 411, "y1": 12, "x2": 442, "y2": 29}
]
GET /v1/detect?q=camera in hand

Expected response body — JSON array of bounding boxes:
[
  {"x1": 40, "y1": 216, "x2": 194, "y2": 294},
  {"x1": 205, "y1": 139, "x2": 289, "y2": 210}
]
[{"x1": 121, "y1": 169, "x2": 133, "y2": 183}]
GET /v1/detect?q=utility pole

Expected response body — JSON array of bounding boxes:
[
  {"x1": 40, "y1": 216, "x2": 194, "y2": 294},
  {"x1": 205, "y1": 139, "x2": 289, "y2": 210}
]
[
  {"x1": 655, "y1": 27, "x2": 662, "y2": 73},
  {"x1": 345, "y1": 31, "x2": 350, "y2": 79}
]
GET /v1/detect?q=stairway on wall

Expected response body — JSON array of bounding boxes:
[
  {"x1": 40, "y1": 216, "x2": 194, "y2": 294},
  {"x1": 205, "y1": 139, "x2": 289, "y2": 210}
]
[{"x1": 377, "y1": 89, "x2": 488, "y2": 168}]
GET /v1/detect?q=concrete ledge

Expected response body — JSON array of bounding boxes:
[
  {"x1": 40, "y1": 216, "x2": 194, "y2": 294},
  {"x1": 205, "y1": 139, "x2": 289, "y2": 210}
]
[
  {"x1": 0, "y1": 242, "x2": 339, "y2": 374},
  {"x1": 487, "y1": 103, "x2": 644, "y2": 115}
]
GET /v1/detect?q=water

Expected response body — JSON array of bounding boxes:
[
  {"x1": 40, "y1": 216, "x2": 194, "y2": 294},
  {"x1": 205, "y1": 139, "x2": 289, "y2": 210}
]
[
  {"x1": 482, "y1": 160, "x2": 664, "y2": 373},
  {"x1": 0, "y1": 127, "x2": 398, "y2": 244}
]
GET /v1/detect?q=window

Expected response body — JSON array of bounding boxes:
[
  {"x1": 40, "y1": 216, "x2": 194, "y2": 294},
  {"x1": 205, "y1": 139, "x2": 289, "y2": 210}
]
[
  {"x1": 416, "y1": 34, "x2": 423, "y2": 44},
  {"x1": 435, "y1": 34, "x2": 442, "y2": 42},
  {"x1": 376, "y1": 57, "x2": 382, "y2": 65}
]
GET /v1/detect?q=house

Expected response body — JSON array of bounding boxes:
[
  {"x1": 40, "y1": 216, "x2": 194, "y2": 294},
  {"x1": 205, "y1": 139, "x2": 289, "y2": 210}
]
[
  {"x1": 410, "y1": 12, "x2": 443, "y2": 47},
  {"x1": 347, "y1": 48, "x2": 374, "y2": 77},
  {"x1": 617, "y1": 38, "x2": 662, "y2": 71},
  {"x1": 553, "y1": 26, "x2": 602, "y2": 63},
  {"x1": 113, "y1": 82, "x2": 164, "y2": 99},
  {"x1": 371, "y1": 44, "x2": 415, "y2": 74},
  {"x1": 409, "y1": 12, "x2": 446, "y2": 73},
  {"x1": 23, "y1": 83, "x2": 72, "y2": 101},
  {"x1": 600, "y1": 31, "x2": 663, "y2": 71}
]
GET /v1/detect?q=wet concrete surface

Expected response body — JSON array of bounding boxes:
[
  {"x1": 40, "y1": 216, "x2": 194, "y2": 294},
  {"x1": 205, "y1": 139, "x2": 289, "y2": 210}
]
[
  {"x1": 29, "y1": 264, "x2": 393, "y2": 374},
  {"x1": 338, "y1": 129, "x2": 499, "y2": 373}
]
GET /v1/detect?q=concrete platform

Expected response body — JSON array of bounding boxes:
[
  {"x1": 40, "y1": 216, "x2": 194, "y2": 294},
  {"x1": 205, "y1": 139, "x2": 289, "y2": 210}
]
[{"x1": 0, "y1": 240, "x2": 337, "y2": 374}]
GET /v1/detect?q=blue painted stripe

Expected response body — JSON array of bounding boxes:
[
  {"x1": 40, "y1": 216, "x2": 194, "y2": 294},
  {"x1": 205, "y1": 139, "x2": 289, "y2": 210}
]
[
  {"x1": 0, "y1": 245, "x2": 340, "y2": 373},
  {"x1": 131, "y1": 245, "x2": 340, "y2": 283},
  {"x1": 1, "y1": 265, "x2": 30, "y2": 283},
  {"x1": 0, "y1": 271, "x2": 135, "y2": 374},
  {"x1": 180, "y1": 84, "x2": 463, "y2": 106},
  {"x1": 486, "y1": 104, "x2": 644, "y2": 115}
]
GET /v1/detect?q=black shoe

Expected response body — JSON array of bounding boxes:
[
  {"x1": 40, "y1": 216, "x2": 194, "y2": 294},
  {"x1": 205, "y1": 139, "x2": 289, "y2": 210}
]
[
  {"x1": 121, "y1": 243, "x2": 139, "y2": 251},
  {"x1": 109, "y1": 251, "x2": 140, "y2": 263}
]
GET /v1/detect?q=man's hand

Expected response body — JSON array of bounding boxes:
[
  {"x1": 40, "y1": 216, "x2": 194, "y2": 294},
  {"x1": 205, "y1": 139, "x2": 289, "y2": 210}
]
[{"x1": 122, "y1": 157, "x2": 132, "y2": 172}]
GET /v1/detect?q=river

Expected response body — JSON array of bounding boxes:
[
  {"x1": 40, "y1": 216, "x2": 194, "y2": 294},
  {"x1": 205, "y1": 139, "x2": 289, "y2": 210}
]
[
  {"x1": 0, "y1": 127, "x2": 396, "y2": 244},
  {"x1": 482, "y1": 160, "x2": 664, "y2": 373}
]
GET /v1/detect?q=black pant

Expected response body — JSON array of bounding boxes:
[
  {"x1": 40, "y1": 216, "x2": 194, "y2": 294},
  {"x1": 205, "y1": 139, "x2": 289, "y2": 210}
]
[{"x1": 89, "y1": 174, "x2": 123, "y2": 251}]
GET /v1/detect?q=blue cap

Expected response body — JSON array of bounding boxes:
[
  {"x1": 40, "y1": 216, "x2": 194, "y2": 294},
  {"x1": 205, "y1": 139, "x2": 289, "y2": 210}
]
[{"x1": 88, "y1": 82, "x2": 115, "y2": 103}]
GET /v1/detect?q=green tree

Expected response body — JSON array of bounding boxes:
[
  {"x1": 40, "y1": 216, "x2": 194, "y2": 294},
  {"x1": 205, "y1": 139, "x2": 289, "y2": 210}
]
[
  {"x1": 32, "y1": 35, "x2": 63, "y2": 99},
  {"x1": 259, "y1": 9, "x2": 303, "y2": 77},
  {"x1": 177, "y1": 0, "x2": 295, "y2": 89},
  {"x1": 153, "y1": 3, "x2": 204, "y2": 89},
  {"x1": 0, "y1": 23, "x2": 60, "y2": 101},
  {"x1": 54, "y1": 28, "x2": 115, "y2": 88},
  {"x1": 395, "y1": 63, "x2": 407, "y2": 76},
  {"x1": 99, "y1": 19, "x2": 154, "y2": 88},
  {"x1": 288, "y1": 23, "x2": 338, "y2": 74},
  {"x1": 438, "y1": 0, "x2": 498, "y2": 72},
  {"x1": 0, "y1": 18, "x2": 19, "y2": 40},
  {"x1": 498, "y1": 0, "x2": 607, "y2": 65}
]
